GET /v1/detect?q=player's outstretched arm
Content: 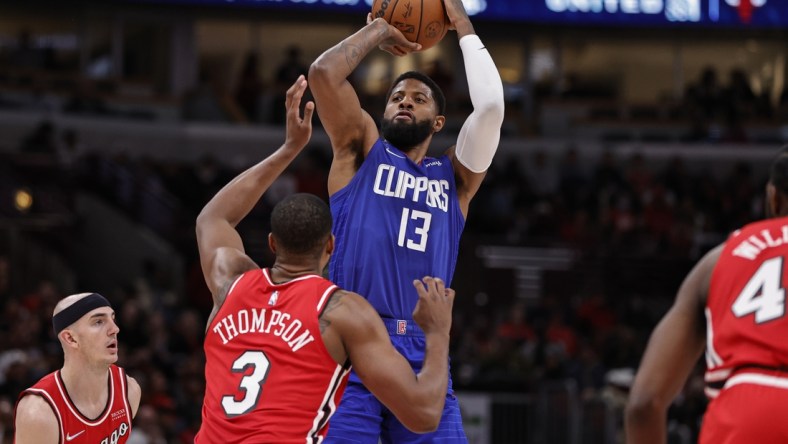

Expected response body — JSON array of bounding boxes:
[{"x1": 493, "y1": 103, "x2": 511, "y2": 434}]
[
  {"x1": 625, "y1": 245, "x2": 722, "y2": 444},
  {"x1": 309, "y1": 18, "x2": 419, "y2": 194},
  {"x1": 443, "y1": 0, "x2": 505, "y2": 218},
  {"x1": 196, "y1": 76, "x2": 314, "y2": 301},
  {"x1": 14, "y1": 395, "x2": 60, "y2": 444},
  {"x1": 325, "y1": 277, "x2": 453, "y2": 433}
]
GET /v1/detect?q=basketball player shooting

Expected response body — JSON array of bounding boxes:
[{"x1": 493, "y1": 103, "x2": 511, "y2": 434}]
[
  {"x1": 193, "y1": 76, "x2": 456, "y2": 443},
  {"x1": 626, "y1": 146, "x2": 788, "y2": 443},
  {"x1": 309, "y1": 0, "x2": 505, "y2": 441}
]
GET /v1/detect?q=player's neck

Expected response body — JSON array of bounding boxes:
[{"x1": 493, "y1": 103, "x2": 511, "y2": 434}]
[
  {"x1": 60, "y1": 361, "x2": 110, "y2": 409},
  {"x1": 405, "y1": 144, "x2": 429, "y2": 165},
  {"x1": 270, "y1": 262, "x2": 321, "y2": 283}
]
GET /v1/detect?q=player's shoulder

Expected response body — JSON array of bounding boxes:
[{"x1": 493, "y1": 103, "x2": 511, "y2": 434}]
[
  {"x1": 323, "y1": 289, "x2": 367, "y2": 311},
  {"x1": 15, "y1": 392, "x2": 60, "y2": 444},
  {"x1": 733, "y1": 216, "x2": 788, "y2": 238},
  {"x1": 125, "y1": 372, "x2": 142, "y2": 418},
  {"x1": 321, "y1": 290, "x2": 378, "y2": 326},
  {"x1": 15, "y1": 392, "x2": 58, "y2": 428}
]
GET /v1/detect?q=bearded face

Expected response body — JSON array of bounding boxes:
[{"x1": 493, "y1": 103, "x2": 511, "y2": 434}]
[{"x1": 380, "y1": 117, "x2": 434, "y2": 152}]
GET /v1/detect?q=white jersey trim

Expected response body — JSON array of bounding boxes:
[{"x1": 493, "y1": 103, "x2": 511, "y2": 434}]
[
  {"x1": 25, "y1": 388, "x2": 65, "y2": 444},
  {"x1": 306, "y1": 364, "x2": 350, "y2": 443},
  {"x1": 724, "y1": 372, "x2": 788, "y2": 391},
  {"x1": 226, "y1": 274, "x2": 245, "y2": 299},
  {"x1": 704, "y1": 308, "x2": 724, "y2": 368},
  {"x1": 118, "y1": 367, "x2": 133, "y2": 428},
  {"x1": 54, "y1": 369, "x2": 114, "y2": 426},
  {"x1": 316, "y1": 285, "x2": 338, "y2": 312},
  {"x1": 705, "y1": 368, "x2": 732, "y2": 382}
]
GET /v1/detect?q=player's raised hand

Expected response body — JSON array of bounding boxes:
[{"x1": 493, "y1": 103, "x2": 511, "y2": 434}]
[
  {"x1": 284, "y1": 75, "x2": 314, "y2": 151},
  {"x1": 412, "y1": 276, "x2": 454, "y2": 336},
  {"x1": 443, "y1": 0, "x2": 474, "y2": 36},
  {"x1": 367, "y1": 15, "x2": 421, "y2": 57}
]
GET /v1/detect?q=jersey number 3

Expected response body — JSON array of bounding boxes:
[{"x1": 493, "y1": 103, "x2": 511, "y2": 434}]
[
  {"x1": 222, "y1": 350, "x2": 271, "y2": 417},
  {"x1": 732, "y1": 256, "x2": 786, "y2": 324},
  {"x1": 398, "y1": 208, "x2": 432, "y2": 252}
]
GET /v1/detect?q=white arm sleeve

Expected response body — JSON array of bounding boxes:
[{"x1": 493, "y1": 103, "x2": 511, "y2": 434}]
[{"x1": 454, "y1": 34, "x2": 505, "y2": 173}]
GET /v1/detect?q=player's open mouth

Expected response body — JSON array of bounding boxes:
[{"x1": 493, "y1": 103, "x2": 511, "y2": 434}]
[
  {"x1": 107, "y1": 341, "x2": 117, "y2": 351},
  {"x1": 395, "y1": 111, "x2": 413, "y2": 121}
]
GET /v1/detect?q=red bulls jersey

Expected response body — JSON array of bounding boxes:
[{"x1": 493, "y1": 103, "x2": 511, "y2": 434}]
[
  {"x1": 15, "y1": 364, "x2": 133, "y2": 444},
  {"x1": 706, "y1": 216, "x2": 788, "y2": 397},
  {"x1": 195, "y1": 269, "x2": 351, "y2": 444}
]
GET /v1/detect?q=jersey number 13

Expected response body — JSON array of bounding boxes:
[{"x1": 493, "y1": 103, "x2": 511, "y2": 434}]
[{"x1": 398, "y1": 208, "x2": 432, "y2": 252}]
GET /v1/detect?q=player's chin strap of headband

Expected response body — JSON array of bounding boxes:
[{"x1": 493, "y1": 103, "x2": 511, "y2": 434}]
[{"x1": 52, "y1": 293, "x2": 111, "y2": 335}]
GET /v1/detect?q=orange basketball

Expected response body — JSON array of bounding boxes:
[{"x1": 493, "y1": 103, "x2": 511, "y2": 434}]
[{"x1": 371, "y1": 0, "x2": 450, "y2": 51}]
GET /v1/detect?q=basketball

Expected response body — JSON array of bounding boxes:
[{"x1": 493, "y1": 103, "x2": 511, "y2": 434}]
[{"x1": 371, "y1": 0, "x2": 450, "y2": 51}]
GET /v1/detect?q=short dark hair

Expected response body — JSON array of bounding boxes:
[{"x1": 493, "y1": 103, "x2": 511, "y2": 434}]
[
  {"x1": 270, "y1": 194, "x2": 332, "y2": 256},
  {"x1": 386, "y1": 71, "x2": 446, "y2": 115},
  {"x1": 770, "y1": 145, "x2": 788, "y2": 196}
]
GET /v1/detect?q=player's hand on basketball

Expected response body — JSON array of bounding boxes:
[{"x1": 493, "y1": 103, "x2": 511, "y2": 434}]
[
  {"x1": 443, "y1": 0, "x2": 474, "y2": 36},
  {"x1": 412, "y1": 276, "x2": 454, "y2": 336},
  {"x1": 284, "y1": 75, "x2": 314, "y2": 151},
  {"x1": 368, "y1": 16, "x2": 421, "y2": 56}
]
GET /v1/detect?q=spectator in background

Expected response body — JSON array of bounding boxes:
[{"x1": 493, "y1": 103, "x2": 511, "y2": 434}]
[
  {"x1": 686, "y1": 66, "x2": 723, "y2": 121},
  {"x1": 10, "y1": 29, "x2": 44, "y2": 70},
  {"x1": 723, "y1": 68, "x2": 756, "y2": 121},
  {"x1": 19, "y1": 121, "x2": 57, "y2": 156},
  {"x1": 425, "y1": 59, "x2": 454, "y2": 102},
  {"x1": 271, "y1": 46, "x2": 308, "y2": 124},
  {"x1": 234, "y1": 53, "x2": 264, "y2": 123},
  {"x1": 275, "y1": 46, "x2": 309, "y2": 89},
  {"x1": 127, "y1": 405, "x2": 167, "y2": 444},
  {"x1": 63, "y1": 79, "x2": 111, "y2": 116},
  {"x1": 182, "y1": 65, "x2": 247, "y2": 124}
]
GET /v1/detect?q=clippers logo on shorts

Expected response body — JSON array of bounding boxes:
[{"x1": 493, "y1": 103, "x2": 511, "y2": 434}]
[{"x1": 397, "y1": 320, "x2": 407, "y2": 335}]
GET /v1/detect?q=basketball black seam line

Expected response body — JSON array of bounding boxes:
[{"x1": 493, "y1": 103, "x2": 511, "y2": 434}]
[
  {"x1": 389, "y1": 0, "x2": 400, "y2": 24},
  {"x1": 415, "y1": 0, "x2": 423, "y2": 45}
]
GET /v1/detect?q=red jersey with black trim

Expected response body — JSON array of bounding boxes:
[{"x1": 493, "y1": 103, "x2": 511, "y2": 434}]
[
  {"x1": 706, "y1": 216, "x2": 788, "y2": 397},
  {"x1": 14, "y1": 364, "x2": 133, "y2": 444},
  {"x1": 195, "y1": 268, "x2": 350, "y2": 444}
]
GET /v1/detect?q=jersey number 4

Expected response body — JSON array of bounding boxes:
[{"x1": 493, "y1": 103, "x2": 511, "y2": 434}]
[
  {"x1": 222, "y1": 351, "x2": 271, "y2": 417},
  {"x1": 732, "y1": 256, "x2": 786, "y2": 324},
  {"x1": 398, "y1": 208, "x2": 432, "y2": 252}
]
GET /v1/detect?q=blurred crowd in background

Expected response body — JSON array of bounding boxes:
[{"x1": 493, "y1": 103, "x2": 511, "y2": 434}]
[
  {"x1": 0, "y1": 14, "x2": 783, "y2": 443},
  {"x1": 0, "y1": 117, "x2": 766, "y2": 441}
]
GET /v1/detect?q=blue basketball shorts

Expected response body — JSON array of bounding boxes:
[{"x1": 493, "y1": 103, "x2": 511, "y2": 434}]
[{"x1": 325, "y1": 318, "x2": 468, "y2": 443}]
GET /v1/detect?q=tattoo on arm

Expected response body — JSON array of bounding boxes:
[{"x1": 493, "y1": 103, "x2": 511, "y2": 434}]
[
  {"x1": 319, "y1": 290, "x2": 347, "y2": 334},
  {"x1": 341, "y1": 23, "x2": 386, "y2": 70},
  {"x1": 343, "y1": 43, "x2": 362, "y2": 70}
]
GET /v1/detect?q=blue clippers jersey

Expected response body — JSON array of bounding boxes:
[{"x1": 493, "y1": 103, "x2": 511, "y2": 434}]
[{"x1": 329, "y1": 138, "x2": 465, "y2": 319}]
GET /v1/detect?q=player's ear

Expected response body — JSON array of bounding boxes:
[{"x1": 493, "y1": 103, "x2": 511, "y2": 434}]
[
  {"x1": 326, "y1": 234, "x2": 335, "y2": 256},
  {"x1": 433, "y1": 115, "x2": 445, "y2": 133},
  {"x1": 268, "y1": 233, "x2": 277, "y2": 254},
  {"x1": 60, "y1": 329, "x2": 78, "y2": 347}
]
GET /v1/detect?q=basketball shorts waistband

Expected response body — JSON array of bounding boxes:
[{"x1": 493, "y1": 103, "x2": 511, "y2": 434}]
[
  {"x1": 705, "y1": 365, "x2": 788, "y2": 398},
  {"x1": 381, "y1": 318, "x2": 425, "y2": 337}
]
